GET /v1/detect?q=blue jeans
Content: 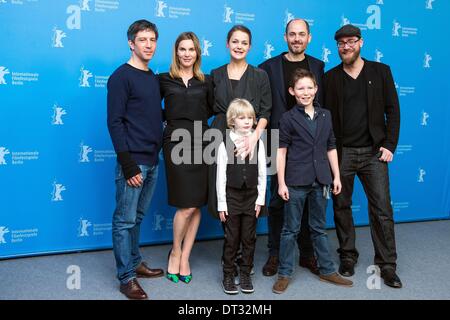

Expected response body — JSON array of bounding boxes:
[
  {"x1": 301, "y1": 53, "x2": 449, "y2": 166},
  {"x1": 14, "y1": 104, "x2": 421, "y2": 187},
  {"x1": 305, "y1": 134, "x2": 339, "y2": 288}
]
[
  {"x1": 268, "y1": 175, "x2": 314, "y2": 258},
  {"x1": 279, "y1": 184, "x2": 335, "y2": 277},
  {"x1": 112, "y1": 163, "x2": 158, "y2": 284}
]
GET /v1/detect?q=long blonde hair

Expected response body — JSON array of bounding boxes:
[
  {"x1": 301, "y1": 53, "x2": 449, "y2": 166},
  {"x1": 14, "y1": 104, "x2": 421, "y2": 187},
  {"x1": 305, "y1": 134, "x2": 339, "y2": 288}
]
[{"x1": 169, "y1": 32, "x2": 205, "y2": 82}]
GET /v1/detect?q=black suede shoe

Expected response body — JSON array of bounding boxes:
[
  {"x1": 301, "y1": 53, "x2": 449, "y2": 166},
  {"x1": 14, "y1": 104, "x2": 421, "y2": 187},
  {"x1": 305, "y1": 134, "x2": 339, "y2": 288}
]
[
  {"x1": 381, "y1": 269, "x2": 403, "y2": 288},
  {"x1": 299, "y1": 256, "x2": 320, "y2": 275},
  {"x1": 338, "y1": 260, "x2": 355, "y2": 277},
  {"x1": 262, "y1": 256, "x2": 278, "y2": 277}
]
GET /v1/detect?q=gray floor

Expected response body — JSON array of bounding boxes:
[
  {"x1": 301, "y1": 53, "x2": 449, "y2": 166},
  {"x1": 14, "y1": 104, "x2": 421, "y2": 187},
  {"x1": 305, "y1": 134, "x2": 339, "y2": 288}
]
[{"x1": 1, "y1": 220, "x2": 450, "y2": 300}]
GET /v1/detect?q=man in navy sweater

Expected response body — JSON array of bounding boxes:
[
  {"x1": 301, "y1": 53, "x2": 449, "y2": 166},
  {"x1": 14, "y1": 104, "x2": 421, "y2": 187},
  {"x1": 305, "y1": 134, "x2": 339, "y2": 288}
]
[{"x1": 107, "y1": 19, "x2": 164, "y2": 300}]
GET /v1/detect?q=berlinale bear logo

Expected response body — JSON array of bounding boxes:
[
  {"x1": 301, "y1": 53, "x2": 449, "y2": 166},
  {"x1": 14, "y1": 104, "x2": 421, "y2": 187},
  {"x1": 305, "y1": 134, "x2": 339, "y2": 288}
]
[
  {"x1": 0, "y1": 66, "x2": 10, "y2": 85},
  {"x1": 0, "y1": 227, "x2": 10, "y2": 244},
  {"x1": 0, "y1": 147, "x2": 10, "y2": 165}
]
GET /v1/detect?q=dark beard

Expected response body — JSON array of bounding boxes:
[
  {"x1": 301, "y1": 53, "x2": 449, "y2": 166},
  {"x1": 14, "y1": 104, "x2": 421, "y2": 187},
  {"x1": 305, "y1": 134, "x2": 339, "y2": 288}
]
[
  {"x1": 339, "y1": 50, "x2": 360, "y2": 66},
  {"x1": 288, "y1": 43, "x2": 306, "y2": 56}
]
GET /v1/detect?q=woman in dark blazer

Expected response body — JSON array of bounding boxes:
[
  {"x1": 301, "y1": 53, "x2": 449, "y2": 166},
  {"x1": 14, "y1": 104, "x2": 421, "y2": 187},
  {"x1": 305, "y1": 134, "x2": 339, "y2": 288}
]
[
  {"x1": 208, "y1": 25, "x2": 272, "y2": 218},
  {"x1": 159, "y1": 32, "x2": 214, "y2": 284}
]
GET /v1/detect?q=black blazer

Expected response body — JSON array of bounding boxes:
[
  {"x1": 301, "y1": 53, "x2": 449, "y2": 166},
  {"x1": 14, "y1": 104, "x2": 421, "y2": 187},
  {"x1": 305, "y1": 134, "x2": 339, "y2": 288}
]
[
  {"x1": 210, "y1": 64, "x2": 272, "y2": 133},
  {"x1": 279, "y1": 106, "x2": 336, "y2": 186},
  {"x1": 323, "y1": 59, "x2": 400, "y2": 159},
  {"x1": 259, "y1": 53, "x2": 325, "y2": 130}
]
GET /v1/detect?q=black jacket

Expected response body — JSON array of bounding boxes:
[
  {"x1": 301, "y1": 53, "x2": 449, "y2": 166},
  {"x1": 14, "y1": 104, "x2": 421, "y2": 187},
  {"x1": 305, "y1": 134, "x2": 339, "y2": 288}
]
[
  {"x1": 259, "y1": 53, "x2": 325, "y2": 130},
  {"x1": 323, "y1": 59, "x2": 400, "y2": 159},
  {"x1": 210, "y1": 64, "x2": 272, "y2": 131},
  {"x1": 279, "y1": 106, "x2": 336, "y2": 186}
]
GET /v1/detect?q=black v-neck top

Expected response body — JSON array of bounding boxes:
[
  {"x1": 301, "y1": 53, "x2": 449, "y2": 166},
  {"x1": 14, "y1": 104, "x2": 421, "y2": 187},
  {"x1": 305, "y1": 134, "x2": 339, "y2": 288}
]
[{"x1": 342, "y1": 67, "x2": 372, "y2": 147}]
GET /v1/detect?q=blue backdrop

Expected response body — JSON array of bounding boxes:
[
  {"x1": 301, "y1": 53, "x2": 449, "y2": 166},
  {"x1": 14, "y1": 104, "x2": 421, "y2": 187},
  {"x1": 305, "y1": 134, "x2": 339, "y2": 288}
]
[{"x1": 1, "y1": 0, "x2": 449, "y2": 259}]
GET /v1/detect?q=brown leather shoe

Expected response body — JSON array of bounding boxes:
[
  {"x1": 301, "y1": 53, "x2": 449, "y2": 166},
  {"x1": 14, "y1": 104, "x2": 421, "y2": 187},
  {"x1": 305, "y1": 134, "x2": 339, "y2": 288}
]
[
  {"x1": 319, "y1": 272, "x2": 353, "y2": 287},
  {"x1": 120, "y1": 278, "x2": 148, "y2": 300},
  {"x1": 136, "y1": 262, "x2": 164, "y2": 278},
  {"x1": 262, "y1": 256, "x2": 279, "y2": 277},
  {"x1": 272, "y1": 276, "x2": 289, "y2": 294},
  {"x1": 299, "y1": 256, "x2": 320, "y2": 275}
]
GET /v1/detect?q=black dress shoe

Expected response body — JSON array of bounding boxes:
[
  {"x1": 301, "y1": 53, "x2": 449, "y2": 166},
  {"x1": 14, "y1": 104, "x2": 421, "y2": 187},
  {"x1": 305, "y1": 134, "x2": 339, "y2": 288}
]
[
  {"x1": 262, "y1": 256, "x2": 278, "y2": 277},
  {"x1": 381, "y1": 269, "x2": 403, "y2": 288},
  {"x1": 136, "y1": 262, "x2": 164, "y2": 278},
  {"x1": 120, "y1": 278, "x2": 148, "y2": 300},
  {"x1": 338, "y1": 260, "x2": 355, "y2": 277},
  {"x1": 299, "y1": 256, "x2": 320, "y2": 275}
]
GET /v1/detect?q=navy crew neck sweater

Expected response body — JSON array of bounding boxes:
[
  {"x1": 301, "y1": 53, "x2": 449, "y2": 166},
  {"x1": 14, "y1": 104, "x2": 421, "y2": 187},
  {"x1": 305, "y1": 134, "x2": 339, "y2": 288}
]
[{"x1": 107, "y1": 63, "x2": 163, "y2": 178}]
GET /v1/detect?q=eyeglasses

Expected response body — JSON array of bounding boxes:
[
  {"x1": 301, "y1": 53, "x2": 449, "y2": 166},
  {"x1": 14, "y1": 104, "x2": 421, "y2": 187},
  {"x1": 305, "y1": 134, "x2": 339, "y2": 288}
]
[{"x1": 337, "y1": 38, "x2": 360, "y2": 49}]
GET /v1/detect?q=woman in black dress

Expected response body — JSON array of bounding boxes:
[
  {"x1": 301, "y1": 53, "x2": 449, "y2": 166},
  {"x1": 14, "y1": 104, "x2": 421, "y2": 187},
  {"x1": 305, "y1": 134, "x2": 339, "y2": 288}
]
[
  {"x1": 208, "y1": 25, "x2": 272, "y2": 218},
  {"x1": 159, "y1": 32, "x2": 213, "y2": 283}
]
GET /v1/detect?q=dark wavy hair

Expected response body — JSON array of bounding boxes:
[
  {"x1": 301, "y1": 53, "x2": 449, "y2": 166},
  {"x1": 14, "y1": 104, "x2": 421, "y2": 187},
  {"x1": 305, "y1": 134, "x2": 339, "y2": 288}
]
[{"x1": 127, "y1": 19, "x2": 159, "y2": 42}]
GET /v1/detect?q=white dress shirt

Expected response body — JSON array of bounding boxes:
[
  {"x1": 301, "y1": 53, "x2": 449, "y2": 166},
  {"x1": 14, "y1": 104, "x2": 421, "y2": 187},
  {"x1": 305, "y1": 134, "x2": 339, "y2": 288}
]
[{"x1": 216, "y1": 130, "x2": 267, "y2": 212}]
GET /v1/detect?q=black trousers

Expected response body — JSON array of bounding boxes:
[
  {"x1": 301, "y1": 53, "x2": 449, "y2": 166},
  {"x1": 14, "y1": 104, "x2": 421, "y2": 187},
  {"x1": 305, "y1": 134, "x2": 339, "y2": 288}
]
[
  {"x1": 333, "y1": 147, "x2": 397, "y2": 270},
  {"x1": 222, "y1": 186, "x2": 258, "y2": 275},
  {"x1": 267, "y1": 175, "x2": 315, "y2": 258}
]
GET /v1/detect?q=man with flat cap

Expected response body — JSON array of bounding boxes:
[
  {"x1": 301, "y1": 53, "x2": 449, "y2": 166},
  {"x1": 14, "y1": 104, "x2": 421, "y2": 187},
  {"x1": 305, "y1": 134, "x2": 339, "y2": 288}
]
[{"x1": 323, "y1": 24, "x2": 402, "y2": 288}]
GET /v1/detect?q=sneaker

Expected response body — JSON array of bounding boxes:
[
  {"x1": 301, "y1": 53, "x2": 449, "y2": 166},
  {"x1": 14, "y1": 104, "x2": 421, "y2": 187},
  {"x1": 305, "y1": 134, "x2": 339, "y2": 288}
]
[
  {"x1": 239, "y1": 272, "x2": 254, "y2": 294},
  {"x1": 222, "y1": 273, "x2": 239, "y2": 295},
  {"x1": 319, "y1": 272, "x2": 353, "y2": 287},
  {"x1": 272, "y1": 276, "x2": 289, "y2": 294}
]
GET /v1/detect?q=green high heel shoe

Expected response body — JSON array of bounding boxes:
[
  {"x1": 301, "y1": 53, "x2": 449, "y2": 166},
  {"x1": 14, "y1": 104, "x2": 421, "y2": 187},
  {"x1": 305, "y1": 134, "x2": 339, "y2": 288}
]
[
  {"x1": 179, "y1": 273, "x2": 192, "y2": 284},
  {"x1": 166, "y1": 272, "x2": 180, "y2": 283},
  {"x1": 167, "y1": 249, "x2": 180, "y2": 283}
]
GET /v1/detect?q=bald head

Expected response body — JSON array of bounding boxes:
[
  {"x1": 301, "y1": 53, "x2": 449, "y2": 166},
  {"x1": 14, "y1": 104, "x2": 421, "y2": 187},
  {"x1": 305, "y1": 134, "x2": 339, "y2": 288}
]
[
  {"x1": 284, "y1": 18, "x2": 312, "y2": 58},
  {"x1": 285, "y1": 19, "x2": 310, "y2": 35}
]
